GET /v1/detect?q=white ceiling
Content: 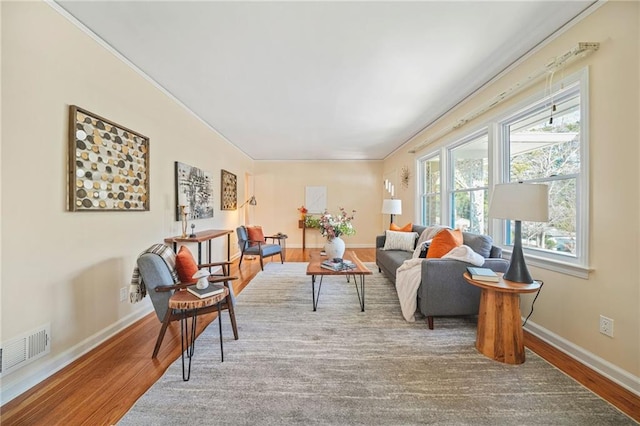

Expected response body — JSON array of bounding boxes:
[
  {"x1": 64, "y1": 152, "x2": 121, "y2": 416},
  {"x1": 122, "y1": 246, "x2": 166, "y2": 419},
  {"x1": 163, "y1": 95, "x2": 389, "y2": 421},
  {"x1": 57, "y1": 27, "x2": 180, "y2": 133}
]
[{"x1": 55, "y1": 1, "x2": 595, "y2": 161}]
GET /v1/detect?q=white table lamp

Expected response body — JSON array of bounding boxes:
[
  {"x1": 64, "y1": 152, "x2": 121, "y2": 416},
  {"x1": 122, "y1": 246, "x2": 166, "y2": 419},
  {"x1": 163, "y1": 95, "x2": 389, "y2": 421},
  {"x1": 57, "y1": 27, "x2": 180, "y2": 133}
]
[
  {"x1": 489, "y1": 182, "x2": 549, "y2": 284},
  {"x1": 382, "y1": 199, "x2": 402, "y2": 226}
]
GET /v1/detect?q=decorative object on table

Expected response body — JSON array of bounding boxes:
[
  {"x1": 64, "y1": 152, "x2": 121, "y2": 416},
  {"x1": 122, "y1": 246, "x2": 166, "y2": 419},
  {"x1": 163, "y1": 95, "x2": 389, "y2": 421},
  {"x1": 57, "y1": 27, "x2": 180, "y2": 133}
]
[
  {"x1": 381, "y1": 199, "x2": 402, "y2": 226},
  {"x1": 189, "y1": 223, "x2": 196, "y2": 238},
  {"x1": 297, "y1": 205, "x2": 308, "y2": 220},
  {"x1": 220, "y1": 169, "x2": 237, "y2": 210},
  {"x1": 319, "y1": 207, "x2": 356, "y2": 260},
  {"x1": 320, "y1": 258, "x2": 355, "y2": 272},
  {"x1": 466, "y1": 266, "x2": 499, "y2": 282},
  {"x1": 192, "y1": 268, "x2": 210, "y2": 289},
  {"x1": 68, "y1": 105, "x2": 149, "y2": 211},
  {"x1": 305, "y1": 186, "x2": 327, "y2": 213},
  {"x1": 186, "y1": 283, "x2": 225, "y2": 299},
  {"x1": 488, "y1": 182, "x2": 549, "y2": 284},
  {"x1": 175, "y1": 161, "x2": 214, "y2": 221},
  {"x1": 400, "y1": 166, "x2": 411, "y2": 189},
  {"x1": 177, "y1": 192, "x2": 190, "y2": 237}
]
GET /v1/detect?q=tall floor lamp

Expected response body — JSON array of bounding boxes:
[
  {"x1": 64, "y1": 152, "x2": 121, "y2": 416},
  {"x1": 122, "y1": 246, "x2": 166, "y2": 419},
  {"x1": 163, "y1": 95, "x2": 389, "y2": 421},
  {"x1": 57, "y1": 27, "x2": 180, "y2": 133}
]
[
  {"x1": 240, "y1": 195, "x2": 257, "y2": 259},
  {"x1": 382, "y1": 199, "x2": 402, "y2": 227},
  {"x1": 488, "y1": 183, "x2": 549, "y2": 284}
]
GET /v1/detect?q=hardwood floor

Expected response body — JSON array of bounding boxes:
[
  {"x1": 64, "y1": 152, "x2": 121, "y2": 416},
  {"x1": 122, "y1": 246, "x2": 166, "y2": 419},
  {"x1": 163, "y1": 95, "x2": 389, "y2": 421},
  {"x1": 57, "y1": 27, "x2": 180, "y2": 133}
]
[{"x1": 1, "y1": 248, "x2": 637, "y2": 424}]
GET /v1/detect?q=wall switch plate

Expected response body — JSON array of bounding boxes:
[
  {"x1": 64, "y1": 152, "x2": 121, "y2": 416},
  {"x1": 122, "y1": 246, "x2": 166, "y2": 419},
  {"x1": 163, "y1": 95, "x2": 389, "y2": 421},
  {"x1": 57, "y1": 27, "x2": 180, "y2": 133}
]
[
  {"x1": 120, "y1": 287, "x2": 128, "y2": 302},
  {"x1": 599, "y1": 315, "x2": 614, "y2": 337}
]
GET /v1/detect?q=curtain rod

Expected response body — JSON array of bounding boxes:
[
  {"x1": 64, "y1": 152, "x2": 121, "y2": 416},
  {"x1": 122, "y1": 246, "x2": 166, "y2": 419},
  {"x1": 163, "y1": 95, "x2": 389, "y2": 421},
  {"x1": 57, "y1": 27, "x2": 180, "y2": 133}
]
[{"x1": 408, "y1": 42, "x2": 599, "y2": 154}]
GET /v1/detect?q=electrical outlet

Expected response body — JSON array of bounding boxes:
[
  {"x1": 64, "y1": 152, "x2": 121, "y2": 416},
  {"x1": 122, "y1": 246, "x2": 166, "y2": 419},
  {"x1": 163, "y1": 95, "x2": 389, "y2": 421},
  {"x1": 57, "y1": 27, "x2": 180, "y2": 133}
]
[
  {"x1": 119, "y1": 287, "x2": 128, "y2": 302},
  {"x1": 599, "y1": 315, "x2": 614, "y2": 337}
]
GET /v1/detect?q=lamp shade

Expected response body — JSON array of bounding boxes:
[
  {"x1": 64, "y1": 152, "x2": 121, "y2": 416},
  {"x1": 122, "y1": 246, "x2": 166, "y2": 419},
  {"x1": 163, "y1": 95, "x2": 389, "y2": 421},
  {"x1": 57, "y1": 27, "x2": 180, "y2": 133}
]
[
  {"x1": 248, "y1": 195, "x2": 257, "y2": 206},
  {"x1": 381, "y1": 199, "x2": 402, "y2": 215},
  {"x1": 488, "y1": 183, "x2": 549, "y2": 222}
]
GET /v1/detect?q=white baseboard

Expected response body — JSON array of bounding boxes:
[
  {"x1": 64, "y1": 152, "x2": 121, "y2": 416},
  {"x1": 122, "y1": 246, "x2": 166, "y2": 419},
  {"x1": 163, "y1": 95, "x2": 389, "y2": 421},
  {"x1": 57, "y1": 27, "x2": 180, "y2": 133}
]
[
  {"x1": 0, "y1": 304, "x2": 153, "y2": 405},
  {"x1": 525, "y1": 320, "x2": 640, "y2": 397}
]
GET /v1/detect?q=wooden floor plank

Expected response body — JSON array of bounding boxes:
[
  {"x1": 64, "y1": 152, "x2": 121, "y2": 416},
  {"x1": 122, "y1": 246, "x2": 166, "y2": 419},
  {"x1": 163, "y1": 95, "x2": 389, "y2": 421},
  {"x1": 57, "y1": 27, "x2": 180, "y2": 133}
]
[{"x1": 1, "y1": 248, "x2": 637, "y2": 424}]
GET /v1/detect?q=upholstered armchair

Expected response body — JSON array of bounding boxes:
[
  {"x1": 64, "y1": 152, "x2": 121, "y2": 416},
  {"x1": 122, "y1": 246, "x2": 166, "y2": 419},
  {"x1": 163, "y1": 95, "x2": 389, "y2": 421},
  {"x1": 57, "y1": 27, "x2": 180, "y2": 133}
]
[
  {"x1": 136, "y1": 245, "x2": 238, "y2": 358},
  {"x1": 236, "y1": 225, "x2": 284, "y2": 270}
]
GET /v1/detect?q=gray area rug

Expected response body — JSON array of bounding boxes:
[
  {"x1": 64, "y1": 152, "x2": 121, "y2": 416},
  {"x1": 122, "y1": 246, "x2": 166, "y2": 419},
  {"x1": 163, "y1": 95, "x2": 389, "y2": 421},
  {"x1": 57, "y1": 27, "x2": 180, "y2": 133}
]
[{"x1": 119, "y1": 263, "x2": 634, "y2": 425}]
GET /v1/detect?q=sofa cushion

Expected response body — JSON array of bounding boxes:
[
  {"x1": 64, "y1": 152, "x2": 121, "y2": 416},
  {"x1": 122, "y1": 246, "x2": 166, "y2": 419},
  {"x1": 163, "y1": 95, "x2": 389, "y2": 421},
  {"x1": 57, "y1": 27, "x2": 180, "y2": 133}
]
[
  {"x1": 427, "y1": 228, "x2": 463, "y2": 258},
  {"x1": 383, "y1": 230, "x2": 418, "y2": 252},
  {"x1": 390, "y1": 222, "x2": 413, "y2": 232},
  {"x1": 463, "y1": 232, "x2": 493, "y2": 258}
]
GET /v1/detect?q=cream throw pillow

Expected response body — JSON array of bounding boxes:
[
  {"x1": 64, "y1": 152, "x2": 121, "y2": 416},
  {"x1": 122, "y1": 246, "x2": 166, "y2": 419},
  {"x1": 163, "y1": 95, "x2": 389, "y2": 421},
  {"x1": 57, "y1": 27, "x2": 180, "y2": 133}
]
[{"x1": 383, "y1": 230, "x2": 418, "y2": 252}]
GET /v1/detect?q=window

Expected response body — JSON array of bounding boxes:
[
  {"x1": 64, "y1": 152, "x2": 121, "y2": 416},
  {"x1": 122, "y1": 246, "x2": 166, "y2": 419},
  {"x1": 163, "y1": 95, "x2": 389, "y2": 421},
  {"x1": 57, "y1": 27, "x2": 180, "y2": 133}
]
[
  {"x1": 419, "y1": 154, "x2": 441, "y2": 226},
  {"x1": 449, "y1": 132, "x2": 489, "y2": 234},
  {"x1": 417, "y1": 69, "x2": 588, "y2": 277}
]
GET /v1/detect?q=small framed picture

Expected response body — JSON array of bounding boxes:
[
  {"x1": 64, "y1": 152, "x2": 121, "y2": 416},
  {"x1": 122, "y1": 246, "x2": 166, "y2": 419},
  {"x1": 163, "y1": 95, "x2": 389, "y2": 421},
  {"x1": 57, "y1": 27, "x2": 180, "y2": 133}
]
[{"x1": 220, "y1": 169, "x2": 237, "y2": 210}]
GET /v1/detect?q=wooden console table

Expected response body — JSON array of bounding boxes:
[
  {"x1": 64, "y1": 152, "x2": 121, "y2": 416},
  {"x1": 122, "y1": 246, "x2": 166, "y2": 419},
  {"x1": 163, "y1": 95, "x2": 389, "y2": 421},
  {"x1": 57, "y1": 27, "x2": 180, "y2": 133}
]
[
  {"x1": 298, "y1": 220, "x2": 308, "y2": 249},
  {"x1": 164, "y1": 229, "x2": 233, "y2": 264},
  {"x1": 463, "y1": 272, "x2": 541, "y2": 364}
]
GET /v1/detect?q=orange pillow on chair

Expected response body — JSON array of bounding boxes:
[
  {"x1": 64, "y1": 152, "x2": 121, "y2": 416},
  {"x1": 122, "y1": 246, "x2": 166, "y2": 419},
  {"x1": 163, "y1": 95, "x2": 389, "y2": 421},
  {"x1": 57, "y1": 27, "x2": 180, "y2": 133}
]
[
  {"x1": 246, "y1": 226, "x2": 265, "y2": 246},
  {"x1": 426, "y1": 228, "x2": 463, "y2": 258},
  {"x1": 176, "y1": 245, "x2": 199, "y2": 283},
  {"x1": 390, "y1": 222, "x2": 413, "y2": 232}
]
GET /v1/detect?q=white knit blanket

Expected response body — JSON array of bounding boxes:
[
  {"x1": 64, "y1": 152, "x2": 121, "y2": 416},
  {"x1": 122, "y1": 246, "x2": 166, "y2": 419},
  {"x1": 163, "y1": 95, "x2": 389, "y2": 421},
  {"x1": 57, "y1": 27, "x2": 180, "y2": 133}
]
[{"x1": 395, "y1": 243, "x2": 484, "y2": 322}]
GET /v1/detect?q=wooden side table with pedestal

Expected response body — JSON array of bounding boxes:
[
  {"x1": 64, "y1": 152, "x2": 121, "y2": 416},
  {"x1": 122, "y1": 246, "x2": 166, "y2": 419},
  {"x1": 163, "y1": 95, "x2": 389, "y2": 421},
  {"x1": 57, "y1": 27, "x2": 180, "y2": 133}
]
[{"x1": 463, "y1": 272, "x2": 541, "y2": 365}]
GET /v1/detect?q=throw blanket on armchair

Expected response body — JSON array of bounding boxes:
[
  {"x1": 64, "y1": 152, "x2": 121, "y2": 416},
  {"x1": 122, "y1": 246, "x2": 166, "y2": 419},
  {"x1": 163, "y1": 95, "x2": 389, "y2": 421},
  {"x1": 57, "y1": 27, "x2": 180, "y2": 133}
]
[
  {"x1": 129, "y1": 244, "x2": 180, "y2": 303},
  {"x1": 395, "y1": 229, "x2": 485, "y2": 322}
]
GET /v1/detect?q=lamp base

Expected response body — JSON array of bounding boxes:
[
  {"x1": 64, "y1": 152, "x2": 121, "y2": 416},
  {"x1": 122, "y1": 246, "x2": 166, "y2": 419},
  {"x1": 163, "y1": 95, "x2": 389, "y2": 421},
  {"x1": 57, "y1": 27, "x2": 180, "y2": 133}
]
[{"x1": 504, "y1": 220, "x2": 534, "y2": 284}]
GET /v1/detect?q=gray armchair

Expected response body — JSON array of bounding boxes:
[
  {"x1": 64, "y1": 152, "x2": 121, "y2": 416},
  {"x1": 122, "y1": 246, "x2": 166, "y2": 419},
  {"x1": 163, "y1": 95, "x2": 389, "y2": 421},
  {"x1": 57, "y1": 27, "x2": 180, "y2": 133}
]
[
  {"x1": 236, "y1": 226, "x2": 284, "y2": 270},
  {"x1": 137, "y1": 248, "x2": 238, "y2": 358}
]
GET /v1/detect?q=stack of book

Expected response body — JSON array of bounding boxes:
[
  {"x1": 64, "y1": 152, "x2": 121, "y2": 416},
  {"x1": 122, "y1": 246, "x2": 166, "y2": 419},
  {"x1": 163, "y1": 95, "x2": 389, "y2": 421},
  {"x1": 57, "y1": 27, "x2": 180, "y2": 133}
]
[
  {"x1": 321, "y1": 259, "x2": 356, "y2": 271},
  {"x1": 466, "y1": 267, "x2": 499, "y2": 282},
  {"x1": 187, "y1": 284, "x2": 225, "y2": 299}
]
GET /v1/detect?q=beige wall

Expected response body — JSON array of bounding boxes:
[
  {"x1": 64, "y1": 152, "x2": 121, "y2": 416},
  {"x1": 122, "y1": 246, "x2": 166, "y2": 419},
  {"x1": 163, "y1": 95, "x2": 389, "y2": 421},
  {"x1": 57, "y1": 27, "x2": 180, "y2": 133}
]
[
  {"x1": 251, "y1": 161, "x2": 383, "y2": 251},
  {"x1": 388, "y1": 1, "x2": 640, "y2": 386},
  {"x1": 0, "y1": 2, "x2": 254, "y2": 400}
]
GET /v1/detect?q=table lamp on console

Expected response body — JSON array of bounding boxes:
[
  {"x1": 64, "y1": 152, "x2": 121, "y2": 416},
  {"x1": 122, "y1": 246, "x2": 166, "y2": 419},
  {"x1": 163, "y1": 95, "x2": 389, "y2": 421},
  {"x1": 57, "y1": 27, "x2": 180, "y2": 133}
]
[{"x1": 488, "y1": 182, "x2": 549, "y2": 284}]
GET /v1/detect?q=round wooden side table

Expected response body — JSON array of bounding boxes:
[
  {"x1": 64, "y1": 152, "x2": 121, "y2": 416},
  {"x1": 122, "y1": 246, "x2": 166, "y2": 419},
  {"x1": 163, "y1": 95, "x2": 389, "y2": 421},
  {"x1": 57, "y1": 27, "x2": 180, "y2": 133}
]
[
  {"x1": 463, "y1": 272, "x2": 541, "y2": 365},
  {"x1": 169, "y1": 287, "x2": 229, "y2": 381}
]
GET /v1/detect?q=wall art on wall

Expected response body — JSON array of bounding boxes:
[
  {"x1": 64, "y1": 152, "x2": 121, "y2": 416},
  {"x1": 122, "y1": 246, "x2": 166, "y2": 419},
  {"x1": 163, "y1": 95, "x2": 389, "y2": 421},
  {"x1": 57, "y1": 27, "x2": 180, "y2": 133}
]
[
  {"x1": 175, "y1": 161, "x2": 214, "y2": 221},
  {"x1": 68, "y1": 105, "x2": 149, "y2": 211},
  {"x1": 305, "y1": 186, "x2": 327, "y2": 213},
  {"x1": 220, "y1": 169, "x2": 237, "y2": 210}
]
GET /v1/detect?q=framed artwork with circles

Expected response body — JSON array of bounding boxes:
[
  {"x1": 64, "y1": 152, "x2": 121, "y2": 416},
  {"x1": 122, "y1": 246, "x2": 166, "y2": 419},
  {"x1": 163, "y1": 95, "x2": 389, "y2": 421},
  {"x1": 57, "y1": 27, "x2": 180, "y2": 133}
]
[
  {"x1": 220, "y1": 169, "x2": 237, "y2": 210},
  {"x1": 68, "y1": 105, "x2": 149, "y2": 212}
]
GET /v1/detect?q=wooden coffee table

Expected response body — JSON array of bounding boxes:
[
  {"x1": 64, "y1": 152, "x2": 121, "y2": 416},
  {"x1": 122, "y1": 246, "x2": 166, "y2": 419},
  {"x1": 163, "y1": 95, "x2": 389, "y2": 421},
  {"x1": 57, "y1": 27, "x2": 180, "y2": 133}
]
[
  {"x1": 306, "y1": 251, "x2": 372, "y2": 312},
  {"x1": 463, "y1": 272, "x2": 541, "y2": 364}
]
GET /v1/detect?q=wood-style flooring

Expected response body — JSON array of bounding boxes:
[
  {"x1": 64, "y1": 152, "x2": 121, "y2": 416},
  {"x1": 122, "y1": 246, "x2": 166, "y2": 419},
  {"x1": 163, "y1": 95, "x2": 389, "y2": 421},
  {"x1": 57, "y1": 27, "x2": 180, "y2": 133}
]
[{"x1": 1, "y1": 248, "x2": 638, "y2": 424}]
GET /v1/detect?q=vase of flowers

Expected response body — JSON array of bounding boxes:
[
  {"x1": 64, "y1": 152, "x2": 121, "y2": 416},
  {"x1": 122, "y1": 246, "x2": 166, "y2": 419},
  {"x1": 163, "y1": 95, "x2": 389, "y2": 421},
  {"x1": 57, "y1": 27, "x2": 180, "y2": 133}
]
[
  {"x1": 298, "y1": 205, "x2": 308, "y2": 220},
  {"x1": 319, "y1": 208, "x2": 356, "y2": 259}
]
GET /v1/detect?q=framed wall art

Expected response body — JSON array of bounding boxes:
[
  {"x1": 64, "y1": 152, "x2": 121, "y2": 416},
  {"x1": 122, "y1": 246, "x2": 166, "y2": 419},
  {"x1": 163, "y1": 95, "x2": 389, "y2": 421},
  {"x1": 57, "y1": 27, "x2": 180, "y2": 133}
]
[
  {"x1": 175, "y1": 161, "x2": 214, "y2": 220},
  {"x1": 220, "y1": 169, "x2": 237, "y2": 210},
  {"x1": 305, "y1": 186, "x2": 327, "y2": 213},
  {"x1": 68, "y1": 105, "x2": 149, "y2": 212}
]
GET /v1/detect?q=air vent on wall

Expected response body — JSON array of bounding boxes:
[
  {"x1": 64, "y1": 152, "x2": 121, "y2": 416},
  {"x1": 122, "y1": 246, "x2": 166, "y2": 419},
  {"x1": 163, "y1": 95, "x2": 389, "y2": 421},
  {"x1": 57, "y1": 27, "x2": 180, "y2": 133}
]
[{"x1": 0, "y1": 324, "x2": 51, "y2": 377}]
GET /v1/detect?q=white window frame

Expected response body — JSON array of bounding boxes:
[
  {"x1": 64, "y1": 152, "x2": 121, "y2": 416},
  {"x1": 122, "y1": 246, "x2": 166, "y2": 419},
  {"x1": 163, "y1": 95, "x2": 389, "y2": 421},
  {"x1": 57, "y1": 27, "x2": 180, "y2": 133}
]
[
  {"x1": 494, "y1": 69, "x2": 589, "y2": 278},
  {"x1": 417, "y1": 68, "x2": 590, "y2": 278}
]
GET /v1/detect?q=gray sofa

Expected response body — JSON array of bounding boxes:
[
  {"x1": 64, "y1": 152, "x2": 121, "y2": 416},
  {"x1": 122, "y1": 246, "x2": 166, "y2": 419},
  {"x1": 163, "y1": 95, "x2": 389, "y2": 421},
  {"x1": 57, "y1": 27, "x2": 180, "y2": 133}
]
[{"x1": 376, "y1": 225, "x2": 509, "y2": 329}]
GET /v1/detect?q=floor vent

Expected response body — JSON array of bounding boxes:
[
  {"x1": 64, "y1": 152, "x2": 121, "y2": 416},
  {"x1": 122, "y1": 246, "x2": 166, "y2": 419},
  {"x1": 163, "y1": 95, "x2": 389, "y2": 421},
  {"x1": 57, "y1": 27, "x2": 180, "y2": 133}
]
[{"x1": 0, "y1": 324, "x2": 51, "y2": 377}]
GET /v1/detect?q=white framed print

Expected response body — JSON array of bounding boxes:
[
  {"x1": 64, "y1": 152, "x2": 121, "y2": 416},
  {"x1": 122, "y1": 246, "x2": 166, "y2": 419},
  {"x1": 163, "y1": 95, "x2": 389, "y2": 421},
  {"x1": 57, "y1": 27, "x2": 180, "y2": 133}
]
[{"x1": 305, "y1": 186, "x2": 327, "y2": 213}]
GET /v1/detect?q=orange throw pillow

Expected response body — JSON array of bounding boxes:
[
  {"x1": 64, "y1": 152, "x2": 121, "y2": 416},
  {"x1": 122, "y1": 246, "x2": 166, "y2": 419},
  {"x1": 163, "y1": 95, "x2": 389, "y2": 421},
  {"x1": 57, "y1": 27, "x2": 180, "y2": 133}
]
[
  {"x1": 247, "y1": 226, "x2": 265, "y2": 246},
  {"x1": 176, "y1": 246, "x2": 199, "y2": 283},
  {"x1": 426, "y1": 228, "x2": 463, "y2": 258},
  {"x1": 390, "y1": 222, "x2": 413, "y2": 232}
]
